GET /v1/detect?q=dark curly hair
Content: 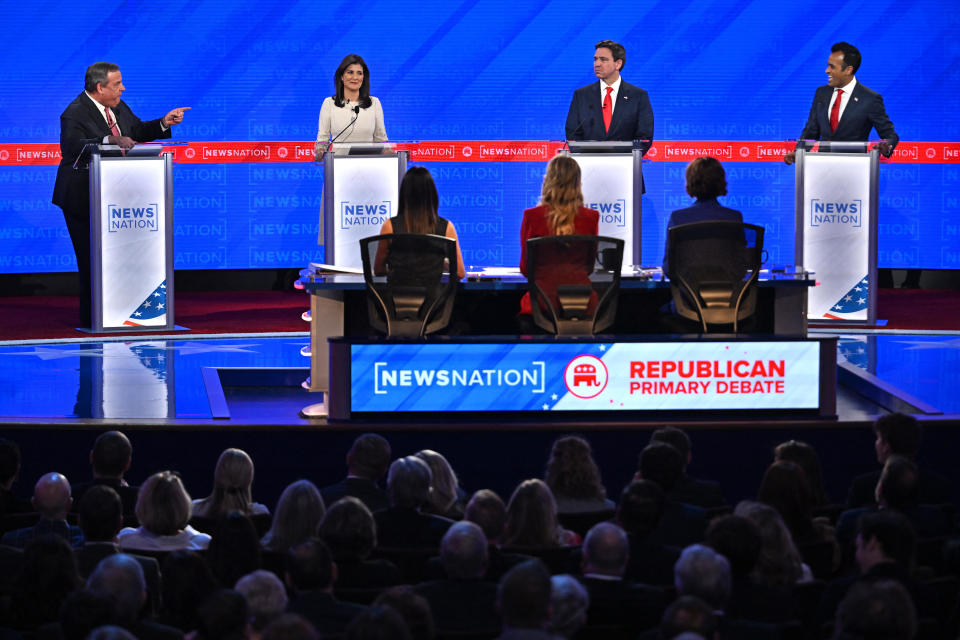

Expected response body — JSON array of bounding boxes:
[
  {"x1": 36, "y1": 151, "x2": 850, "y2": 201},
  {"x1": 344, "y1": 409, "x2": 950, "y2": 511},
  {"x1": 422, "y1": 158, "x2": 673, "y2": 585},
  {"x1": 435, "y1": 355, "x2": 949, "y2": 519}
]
[{"x1": 544, "y1": 436, "x2": 607, "y2": 501}]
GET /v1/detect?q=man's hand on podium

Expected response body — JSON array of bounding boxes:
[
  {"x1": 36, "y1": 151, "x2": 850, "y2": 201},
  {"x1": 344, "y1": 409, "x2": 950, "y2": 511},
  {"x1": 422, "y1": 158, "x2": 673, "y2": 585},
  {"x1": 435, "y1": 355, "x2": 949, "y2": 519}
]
[
  {"x1": 163, "y1": 107, "x2": 191, "y2": 127},
  {"x1": 876, "y1": 141, "x2": 893, "y2": 158},
  {"x1": 107, "y1": 135, "x2": 136, "y2": 150},
  {"x1": 783, "y1": 151, "x2": 796, "y2": 165}
]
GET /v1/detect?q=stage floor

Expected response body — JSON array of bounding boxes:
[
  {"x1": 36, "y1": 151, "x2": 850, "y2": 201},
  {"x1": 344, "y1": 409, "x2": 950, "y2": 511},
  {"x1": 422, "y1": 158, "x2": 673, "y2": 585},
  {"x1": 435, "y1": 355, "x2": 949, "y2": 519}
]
[{"x1": 0, "y1": 331, "x2": 957, "y2": 426}]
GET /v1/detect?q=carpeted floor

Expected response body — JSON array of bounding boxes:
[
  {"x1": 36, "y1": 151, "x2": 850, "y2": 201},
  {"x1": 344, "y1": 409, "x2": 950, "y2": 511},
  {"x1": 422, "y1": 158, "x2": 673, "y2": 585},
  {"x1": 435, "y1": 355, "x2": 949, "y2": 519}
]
[{"x1": 1, "y1": 289, "x2": 958, "y2": 341}]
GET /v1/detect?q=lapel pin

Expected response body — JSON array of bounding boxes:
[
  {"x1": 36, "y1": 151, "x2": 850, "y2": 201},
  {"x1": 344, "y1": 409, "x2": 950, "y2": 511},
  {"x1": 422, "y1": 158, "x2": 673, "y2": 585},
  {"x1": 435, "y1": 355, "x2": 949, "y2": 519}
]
[
  {"x1": 854, "y1": 97, "x2": 859, "y2": 102},
  {"x1": 623, "y1": 95, "x2": 629, "y2": 100}
]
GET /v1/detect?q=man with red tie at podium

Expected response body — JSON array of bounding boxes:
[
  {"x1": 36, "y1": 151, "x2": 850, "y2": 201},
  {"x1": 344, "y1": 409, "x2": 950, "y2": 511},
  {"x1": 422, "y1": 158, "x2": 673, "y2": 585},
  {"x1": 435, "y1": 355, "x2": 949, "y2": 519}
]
[
  {"x1": 52, "y1": 62, "x2": 190, "y2": 327},
  {"x1": 784, "y1": 42, "x2": 898, "y2": 165},
  {"x1": 564, "y1": 40, "x2": 654, "y2": 155}
]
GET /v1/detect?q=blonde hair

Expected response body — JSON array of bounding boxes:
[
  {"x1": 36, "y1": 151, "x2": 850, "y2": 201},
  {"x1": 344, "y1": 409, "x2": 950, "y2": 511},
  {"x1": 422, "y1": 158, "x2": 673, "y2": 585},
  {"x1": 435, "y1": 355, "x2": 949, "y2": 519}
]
[
  {"x1": 136, "y1": 471, "x2": 192, "y2": 535},
  {"x1": 503, "y1": 479, "x2": 562, "y2": 547},
  {"x1": 540, "y1": 155, "x2": 583, "y2": 236},
  {"x1": 415, "y1": 449, "x2": 460, "y2": 515},
  {"x1": 194, "y1": 448, "x2": 256, "y2": 518}
]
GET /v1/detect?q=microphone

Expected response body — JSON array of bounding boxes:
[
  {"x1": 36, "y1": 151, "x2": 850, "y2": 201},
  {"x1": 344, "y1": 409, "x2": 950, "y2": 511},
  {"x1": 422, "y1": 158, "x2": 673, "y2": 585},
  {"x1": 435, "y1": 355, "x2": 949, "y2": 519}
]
[
  {"x1": 324, "y1": 105, "x2": 362, "y2": 154},
  {"x1": 563, "y1": 104, "x2": 595, "y2": 151}
]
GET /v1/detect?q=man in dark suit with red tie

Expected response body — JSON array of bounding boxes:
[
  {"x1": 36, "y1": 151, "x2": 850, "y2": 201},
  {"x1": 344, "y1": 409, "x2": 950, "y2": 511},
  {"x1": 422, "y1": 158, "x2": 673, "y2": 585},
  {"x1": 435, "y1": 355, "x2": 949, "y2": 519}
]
[
  {"x1": 52, "y1": 62, "x2": 189, "y2": 327},
  {"x1": 564, "y1": 40, "x2": 654, "y2": 154},
  {"x1": 785, "y1": 42, "x2": 898, "y2": 165}
]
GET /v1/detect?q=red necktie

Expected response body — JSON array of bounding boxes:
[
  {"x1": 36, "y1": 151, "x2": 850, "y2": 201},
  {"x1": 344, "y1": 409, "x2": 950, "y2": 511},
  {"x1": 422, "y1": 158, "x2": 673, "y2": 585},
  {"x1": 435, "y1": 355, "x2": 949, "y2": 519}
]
[
  {"x1": 829, "y1": 89, "x2": 844, "y2": 132},
  {"x1": 602, "y1": 86, "x2": 613, "y2": 133},
  {"x1": 105, "y1": 107, "x2": 121, "y2": 137}
]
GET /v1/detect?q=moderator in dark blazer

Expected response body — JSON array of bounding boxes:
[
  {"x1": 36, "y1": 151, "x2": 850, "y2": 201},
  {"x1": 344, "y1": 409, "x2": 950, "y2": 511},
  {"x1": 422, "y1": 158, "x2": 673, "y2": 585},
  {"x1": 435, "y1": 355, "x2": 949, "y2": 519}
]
[
  {"x1": 320, "y1": 477, "x2": 389, "y2": 513},
  {"x1": 565, "y1": 80, "x2": 654, "y2": 153},
  {"x1": 797, "y1": 81, "x2": 898, "y2": 151},
  {"x1": 52, "y1": 92, "x2": 171, "y2": 326},
  {"x1": 661, "y1": 198, "x2": 743, "y2": 275}
]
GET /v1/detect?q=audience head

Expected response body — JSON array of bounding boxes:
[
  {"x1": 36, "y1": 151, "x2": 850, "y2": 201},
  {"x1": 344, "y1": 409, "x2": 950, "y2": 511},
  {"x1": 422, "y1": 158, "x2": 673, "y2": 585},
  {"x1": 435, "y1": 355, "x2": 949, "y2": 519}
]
[
  {"x1": 638, "y1": 442, "x2": 684, "y2": 492},
  {"x1": 617, "y1": 479, "x2": 665, "y2": 537},
  {"x1": 86, "y1": 553, "x2": 146, "y2": 626},
  {"x1": 834, "y1": 579, "x2": 916, "y2": 640},
  {"x1": 873, "y1": 413, "x2": 921, "y2": 462},
  {"x1": 549, "y1": 575, "x2": 589, "y2": 639},
  {"x1": 347, "y1": 433, "x2": 392, "y2": 480},
  {"x1": 876, "y1": 455, "x2": 919, "y2": 511},
  {"x1": 397, "y1": 167, "x2": 440, "y2": 234},
  {"x1": 674, "y1": 544, "x2": 731, "y2": 610},
  {"x1": 262, "y1": 614, "x2": 319, "y2": 640},
  {"x1": 773, "y1": 439, "x2": 829, "y2": 506},
  {"x1": 414, "y1": 449, "x2": 461, "y2": 516},
  {"x1": 160, "y1": 550, "x2": 221, "y2": 631},
  {"x1": 503, "y1": 478, "x2": 561, "y2": 547},
  {"x1": 856, "y1": 510, "x2": 916, "y2": 571},
  {"x1": 440, "y1": 520, "x2": 488, "y2": 580},
  {"x1": 373, "y1": 586, "x2": 435, "y2": 640},
  {"x1": 544, "y1": 435, "x2": 607, "y2": 501},
  {"x1": 465, "y1": 489, "x2": 506, "y2": 542},
  {"x1": 387, "y1": 456, "x2": 433, "y2": 509},
  {"x1": 87, "y1": 627, "x2": 137, "y2": 640},
  {"x1": 756, "y1": 460, "x2": 814, "y2": 540},
  {"x1": 262, "y1": 479, "x2": 325, "y2": 553},
  {"x1": 582, "y1": 522, "x2": 629, "y2": 577},
  {"x1": 0, "y1": 438, "x2": 21, "y2": 487},
  {"x1": 650, "y1": 426, "x2": 693, "y2": 468},
  {"x1": 202, "y1": 447, "x2": 258, "y2": 517},
  {"x1": 285, "y1": 538, "x2": 335, "y2": 592},
  {"x1": 539, "y1": 155, "x2": 583, "y2": 236},
  {"x1": 15, "y1": 534, "x2": 81, "y2": 620},
  {"x1": 319, "y1": 495, "x2": 377, "y2": 562},
  {"x1": 32, "y1": 471, "x2": 73, "y2": 519},
  {"x1": 345, "y1": 605, "x2": 412, "y2": 640},
  {"x1": 235, "y1": 570, "x2": 288, "y2": 633},
  {"x1": 78, "y1": 484, "x2": 123, "y2": 542},
  {"x1": 685, "y1": 156, "x2": 727, "y2": 199},
  {"x1": 135, "y1": 470, "x2": 192, "y2": 536},
  {"x1": 58, "y1": 590, "x2": 116, "y2": 640},
  {"x1": 195, "y1": 589, "x2": 249, "y2": 640},
  {"x1": 497, "y1": 559, "x2": 552, "y2": 630},
  {"x1": 705, "y1": 514, "x2": 762, "y2": 580},
  {"x1": 660, "y1": 596, "x2": 718, "y2": 640},
  {"x1": 733, "y1": 500, "x2": 804, "y2": 586},
  {"x1": 207, "y1": 512, "x2": 262, "y2": 587},
  {"x1": 90, "y1": 431, "x2": 132, "y2": 478}
]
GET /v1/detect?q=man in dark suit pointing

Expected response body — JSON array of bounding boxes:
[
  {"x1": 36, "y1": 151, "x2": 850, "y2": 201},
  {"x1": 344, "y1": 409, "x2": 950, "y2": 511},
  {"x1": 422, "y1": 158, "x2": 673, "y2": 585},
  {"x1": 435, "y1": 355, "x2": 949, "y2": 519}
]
[
  {"x1": 785, "y1": 42, "x2": 897, "y2": 165},
  {"x1": 52, "y1": 62, "x2": 190, "y2": 327},
  {"x1": 565, "y1": 40, "x2": 654, "y2": 154}
]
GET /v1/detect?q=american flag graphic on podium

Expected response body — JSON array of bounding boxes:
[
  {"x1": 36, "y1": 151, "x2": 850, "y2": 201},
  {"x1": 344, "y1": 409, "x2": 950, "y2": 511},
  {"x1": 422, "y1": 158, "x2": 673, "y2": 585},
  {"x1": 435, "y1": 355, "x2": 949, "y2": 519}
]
[
  {"x1": 824, "y1": 275, "x2": 868, "y2": 320},
  {"x1": 123, "y1": 281, "x2": 167, "y2": 327}
]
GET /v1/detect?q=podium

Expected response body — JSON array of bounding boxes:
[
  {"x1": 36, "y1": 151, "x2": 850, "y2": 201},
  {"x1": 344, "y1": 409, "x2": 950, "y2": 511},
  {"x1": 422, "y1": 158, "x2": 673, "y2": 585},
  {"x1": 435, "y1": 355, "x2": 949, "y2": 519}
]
[
  {"x1": 564, "y1": 141, "x2": 644, "y2": 267},
  {"x1": 322, "y1": 144, "x2": 409, "y2": 269},
  {"x1": 795, "y1": 143, "x2": 879, "y2": 325},
  {"x1": 88, "y1": 144, "x2": 175, "y2": 333}
]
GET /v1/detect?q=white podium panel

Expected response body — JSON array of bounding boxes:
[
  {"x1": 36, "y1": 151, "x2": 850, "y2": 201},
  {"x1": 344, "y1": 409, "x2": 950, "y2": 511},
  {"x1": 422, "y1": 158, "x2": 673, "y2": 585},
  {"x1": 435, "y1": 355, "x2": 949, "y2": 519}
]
[
  {"x1": 797, "y1": 151, "x2": 877, "y2": 322},
  {"x1": 569, "y1": 152, "x2": 640, "y2": 267},
  {"x1": 93, "y1": 155, "x2": 172, "y2": 329}
]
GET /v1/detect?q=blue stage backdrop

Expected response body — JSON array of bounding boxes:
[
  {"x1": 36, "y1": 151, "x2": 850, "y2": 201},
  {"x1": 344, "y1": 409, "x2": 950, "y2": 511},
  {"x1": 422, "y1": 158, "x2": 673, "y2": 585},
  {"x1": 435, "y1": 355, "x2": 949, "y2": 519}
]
[{"x1": 0, "y1": 1, "x2": 957, "y2": 273}]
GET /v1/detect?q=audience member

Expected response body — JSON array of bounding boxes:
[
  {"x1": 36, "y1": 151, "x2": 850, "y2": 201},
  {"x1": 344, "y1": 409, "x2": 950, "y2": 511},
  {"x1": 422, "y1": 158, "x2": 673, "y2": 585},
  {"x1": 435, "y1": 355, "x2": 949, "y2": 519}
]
[
  {"x1": 774, "y1": 439, "x2": 831, "y2": 507},
  {"x1": 414, "y1": 521, "x2": 499, "y2": 632},
  {"x1": 1, "y1": 471, "x2": 83, "y2": 548},
  {"x1": 193, "y1": 589, "x2": 249, "y2": 640},
  {"x1": 318, "y1": 495, "x2": 401, "y2": 588},
  {"x1": 344, "y1": 605, "x2": 412, "y2": 640},
  {"x1": 548, "y1": 575, "x2": 589, "y2": 639},
  {"x1": 734, "y1": 500, "x2": 811, "y2": 586},
  {"x1": 260, "y1": 614, "x2": 318, "y2": 640},
  {"x1": 235, "y1": 570, "x2": 288, "y2": 640},
  {"x1": 207, "y1": 512, "x2": 263, "y2": 587},
  {"x1": 285, "y1": 538, "x2": 369, "y2": 635},
  {"x1": 8, "y1": 534, "x2": 81, "y2": 628},
  {"x1": 87, "y1": 553, "x2": 184, "y2": 640},
  {"x1": 193, "y1": 448, "x2": 269, "y2": 519},
  {"x1": 374, "y1": 456, "x2": 454, "y2": 549},
  {"x1": 118, "y1": 471, "x2": 210, "y2": 551},
  {"x1": 57, "y1": 590, "x2": 116, "y2": 640},
  {"x1": 617, "y1": 479, "x2": 680, "y2": 586},
  {"x1": 832, "y1": 579, "x2": 917, "y2": 640},
  {"x1": 321, "y1": 434, "x2": 392, "y2": 513},
  {"x1": 649, "y1": 427, "x2": 725, "y2": 508},
  {"x1": 543, "y1": 436, "x2": 614, "y2": 514},
  {"x1": 658, "y1": 596, "x2": 718, "y2": 640},
  {"x1": 463, "y1": 489, "x2": 529, "y2": 581},
  {"x1": 261, "y1": 479, "x2": 325, "y2": 553},
  {"x1": 757, "y1": 460, "x2": 833, "y2": 547},
  {"x1": 846, "y1": 413, "x2": 952, "y2": 509},
  {"x1": 495, "y1": 559, "x2": 553, "y2": 640},
  {"x1": 158, "y1": 550, "x2": 221, "y2": 632},
  {"x1": 636, "y1": 443, "x2": 707, "y2": 547},
  {"x1": 579, "y1": 522, "x2": 667, "y2": 634},
  {"x1": 87, "y1": 626, "x2": 138, "y2": 640},
  {"x1": 373, "y1": 586, "x2": 435, "y2": 640},
  {"x1": 502, "y1": 479, "x2": 579, "y2": 548},
  {"x1": 71, "y1": 431, "x2": 139, "y2": 516},
  {"x1": 414, "y1": 449, "x2": 467, "y2": 520},
  {"x1": 674, "y1": 544, "x2": 731, "y2": 613},
  {"x1": 0, "y1": 438, "x2": 30, "y2": 514}
]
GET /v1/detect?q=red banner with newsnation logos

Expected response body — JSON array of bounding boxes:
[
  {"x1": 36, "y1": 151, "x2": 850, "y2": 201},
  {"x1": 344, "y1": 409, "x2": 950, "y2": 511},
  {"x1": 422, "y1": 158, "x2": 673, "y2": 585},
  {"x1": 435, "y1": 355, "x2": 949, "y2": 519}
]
[{"x1": 2, "y1": 140, "x2": 959, "y2": 166}]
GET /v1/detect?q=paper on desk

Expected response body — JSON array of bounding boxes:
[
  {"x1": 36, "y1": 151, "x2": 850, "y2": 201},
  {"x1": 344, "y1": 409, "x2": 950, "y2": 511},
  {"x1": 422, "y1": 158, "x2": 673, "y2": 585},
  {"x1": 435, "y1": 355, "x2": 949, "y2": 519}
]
[
  {"x1": 309, "y1": 262, "x2": 363, "y2": 274},
  {"x1": 480, "y1": 267, "x2": 523, "y2": 276}
]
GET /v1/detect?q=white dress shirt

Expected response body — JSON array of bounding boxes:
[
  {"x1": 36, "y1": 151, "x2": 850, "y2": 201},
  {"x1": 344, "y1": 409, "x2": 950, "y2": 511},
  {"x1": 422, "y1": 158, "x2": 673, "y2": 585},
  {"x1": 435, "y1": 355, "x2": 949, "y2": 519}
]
[
  {"x1": 828, "y1": 76, "x2": 858, "y2": 124},
  {"x1": 600, "y1": 76, "x2": 623, "y2": 116}
]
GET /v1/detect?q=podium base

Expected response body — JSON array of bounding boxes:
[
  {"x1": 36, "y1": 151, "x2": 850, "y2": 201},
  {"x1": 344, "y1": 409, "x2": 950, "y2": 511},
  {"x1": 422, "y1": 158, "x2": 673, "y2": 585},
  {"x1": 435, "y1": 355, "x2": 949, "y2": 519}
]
[
  {"x1": 76, "y1": 325, "x2": 190, "y2": 334},
  {"x1": 300, "y1": 398, "x2": 328, "y2": 419}
]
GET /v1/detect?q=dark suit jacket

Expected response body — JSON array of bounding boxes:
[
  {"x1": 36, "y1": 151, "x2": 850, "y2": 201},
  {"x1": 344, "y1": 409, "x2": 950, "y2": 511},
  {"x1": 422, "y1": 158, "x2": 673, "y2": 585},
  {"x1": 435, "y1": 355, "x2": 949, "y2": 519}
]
[
  {"x1": 579, "y1": 576, "x2": 668, "y2": 633},
  {"x1": 373, "y1": 507, "x2": 454, "y2": 549},
  {"x1": 0, "y1": 518, "x2": 84, "y2": 549},
  {"x1": 669, "y1": 474, "x2": 726, "y2": 509},
  {"x1": 414, "y1": 578, "x2": 500, "y2": 631},
  {"x1": 645, "y1": 500, "x2": 707, "y2": 548},
  {"x1": 287, "y1": 590, "x2": 369, "y2": 635},
  {"x1": 53, "y1": 92, "x2": 170, "y2": 218},
  {"x1": 565, "y1": 80, "x2": 654, "y2": 152},
  {"x1": 71, "y1": 478, "x2": 140, "y2": 516},
  {"x1": 321, "y1": 477, "x2": 389, "y2": 513},
  {"x1": 624, "y1": 534, "x2": 681, "y2": 587},
  {"x1": 814, "y1": 561, "x2": 939, "y2": 628},
  {"x1": 797, "y1": 82, "x2": 898, "y2": 151},
  {"x1": 846, "y1": 467, "x2": 953, "y2": 509},
  {"x1": 75, "y1": 542, "x2": 161, "y2": 616},
  {"x1": 662, "y1": 198, "x2": 743, "y2": 275}
]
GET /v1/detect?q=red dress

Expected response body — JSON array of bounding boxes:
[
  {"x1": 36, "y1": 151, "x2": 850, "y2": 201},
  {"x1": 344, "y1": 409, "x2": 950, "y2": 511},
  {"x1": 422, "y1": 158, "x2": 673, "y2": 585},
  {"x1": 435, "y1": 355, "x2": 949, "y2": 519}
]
[{"x1": 519, "y1": 205, "x2": 600, "y2": 315}]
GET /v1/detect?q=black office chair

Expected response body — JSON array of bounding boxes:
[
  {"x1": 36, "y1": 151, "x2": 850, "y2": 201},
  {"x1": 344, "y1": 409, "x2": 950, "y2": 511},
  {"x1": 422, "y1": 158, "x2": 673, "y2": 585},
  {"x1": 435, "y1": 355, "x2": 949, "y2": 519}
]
[
  {"x1": 526, "y1": 234, "x2": 624, "y2": 336},
  {"x1": 359, "y1": 233, "x2": 459, "y2": 337},
  {"x1": 666, "y1": 221, "x2": 765, "y2": 333}
]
